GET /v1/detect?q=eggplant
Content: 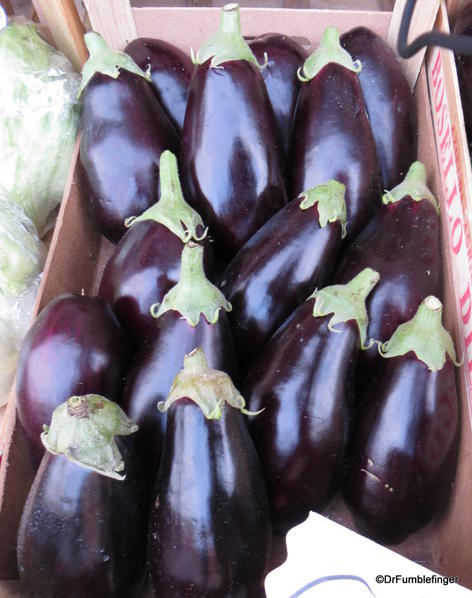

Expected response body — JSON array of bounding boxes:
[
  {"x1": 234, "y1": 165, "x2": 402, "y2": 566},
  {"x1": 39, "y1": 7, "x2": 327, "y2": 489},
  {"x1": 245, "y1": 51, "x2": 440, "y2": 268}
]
[
  {"x1": 181, "y1": 4, "x2": 286, "y2": 261},
  {"x1": 248, "y1": 33, "x2": 306, "y2": 161},
  {"x1": 221, "y1": 179, "x2": 347, "y2": 368},
  {"x1": 79, "y1": 33, "x2": 179, "y2": 242},
  {"x1": 344, "y1": 297, "x2": 460, "y2": 544},
  {"x1": 125, "y1": 37, "x2": 193, "y2": 135},
  {"x1": 245, "y1": 269, "x2": 380, "y2": 536},
  {"x1": 98, "y1": 150, "x2": 207, "y2": 345},
  {"x1": 123, "y1": 242, "x2": 235, "y2": 483},
  {"x1": 335, "y1": 162, "x2": 441, "y2": 382},
  {"x1": 340, "y1": 27, "x2": 418, "y2": 189},
  {"x1": 289, "y1": 27, "x2": 382, "y2": 242},
  {"x1": 149, "y1": 348, "x2": 271, "y2": 597},
  {"x1": 453, "y1": 4, "x2": 472, "y2": 141},
  {"x1": 16, "y1": 294, "x2": 127, "y2": 463},
  {"x1": 18, "y1": 395, "x2": 147, "y2": 598}
]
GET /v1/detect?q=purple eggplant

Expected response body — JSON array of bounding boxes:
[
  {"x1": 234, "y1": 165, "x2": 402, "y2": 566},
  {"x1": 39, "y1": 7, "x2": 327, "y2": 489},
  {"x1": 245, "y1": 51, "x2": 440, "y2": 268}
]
[
  {"x1": 125, "y1": 37, "x2": 193, "y2": 135},
  {"x1": 16, "y1": 294, "x2": 127, "y2": 463},
  {"x1": 335, "y1": 162, "x2": 441, "y2": 381},
  {"x1": 181, "y1": 4, "x2": 286, "y2": 261},
  {"x1": 98, "y1": 150, "x2": 207, "y2": 345},
  {"x1": 453, "y1": 4, "x2": 472, "y2": 140},
  {"x1": 18, "y1": 395, "x2": 147, "y2": 598},
  {"x1": 248, "y1": 33, "x2": 306, "y2": 160},
  {"x1": 149, "y1": 348, "x2": 271, "y2": 597},
  {"x1": 245, "y1": 269, "x2": 380, "y2": 536},
  {"x1": 344, "y1": 297, "x2": 460, "y2": 544},
  {"x1": 221, "y1": 179, "x2": 347, "y2": 368},
  {"x1": 340, "y1": 27, "x2": 418, "y2": 189},
  {"x1": 290, "y1": 27, "x2": 382, "y2": 242},
  {"x1": 123, "y1": 242, "x2": 234, "y2": 483},
  {"x1": 79, "y1": 33, "x2": 179, "y2": 242}
]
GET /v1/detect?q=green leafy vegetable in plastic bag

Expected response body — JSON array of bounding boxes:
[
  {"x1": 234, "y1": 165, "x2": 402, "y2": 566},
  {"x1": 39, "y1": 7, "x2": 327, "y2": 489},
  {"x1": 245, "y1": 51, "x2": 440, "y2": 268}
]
[
  {"x1": 0, "y1": 20, "x2": 80, "y2": 236},
  {"x1": 0, "y1": 200, "x2": 44, "y2": 405}
]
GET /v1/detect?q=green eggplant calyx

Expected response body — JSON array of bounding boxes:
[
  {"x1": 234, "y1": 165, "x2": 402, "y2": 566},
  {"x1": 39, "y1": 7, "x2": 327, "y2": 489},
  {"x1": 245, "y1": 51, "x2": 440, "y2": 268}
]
[
  {"x1": 299, "y1": 179, "x2": 347, "y2": 239},
  {"x1": 378, "y1": 296, "x2": 460, "y2": 371},
  {"x1": 151, "y1": 242, "x2": 231, "y2": 326},
  {"x1": 158, "y1": 347, "x2": 261, "y2": 419},
  {"x1": 124, "y1": 151, "x2": 206, "y2": 243},
  {"x1": 41, "y1": 394, "x2": 138, "y2": 480},
  {"x1": 79, "y1": 32, "x2": 151, "y2": 96},
  {"x1": 298, "y1": 26, "x2": 361, "y2": 82},
  {"x1": 309, "y1": 267, "x2": 380, "y2": 349},
  {"x1": 382, "y1": 161, "x2": 439, "y2": 212},
  {"x1": 192, "y1": 3, "x2": 263, "y2": 68}
]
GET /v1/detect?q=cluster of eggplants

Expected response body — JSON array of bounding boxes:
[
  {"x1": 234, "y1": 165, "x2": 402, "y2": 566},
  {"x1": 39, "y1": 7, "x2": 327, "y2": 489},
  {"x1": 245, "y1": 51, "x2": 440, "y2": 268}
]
[
  {"x1": 16, "y1": 4, "x2": 460, "y2": 596},
  {"x1": 290, "y1": 27, "x2": 382, "y2": 243},
  {"x1": 123, "y1": 241, "x2": 235, "y2": 486},
  {"x1": 98, "y1": 150, "x2": 210, "y2": 346},
  {"x1": 335, "y1": 161, "x2": 442, "y2": 385}
]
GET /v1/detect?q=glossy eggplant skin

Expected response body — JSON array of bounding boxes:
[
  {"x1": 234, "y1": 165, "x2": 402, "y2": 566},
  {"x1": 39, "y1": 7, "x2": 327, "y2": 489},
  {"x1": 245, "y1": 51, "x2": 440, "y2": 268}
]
[
  {"x1": 16, "y1": 295, "x2": 127, "y2": 463},
  {"x1": 249, "y1": 33, "x2": 306, "y2": 160},
  {"x1": 123, "y1": 311, "x2": 236, "y2": 484},
  {"x1": 344, "y1": 356, "x2": 459, "y2": 544},
  {"x1": 245, "y1": 300, "x2": 356, "y2": 536},
  {"x1": 98, "y1": 221, "x2": 181, "y2": 345},
  {"x1": 80, "y1": 71, "x2": 179, "y2": 242},
  {"x1": 125, "y1": 38, "x2": 193, "y2": 135},
  {"x1": 453, "y1": 5, "x2": 472, "y2": 140},
  {"x1": 290, "y1": 64, "x2": 382, "y2": 242},
  {"x1": 221, "y1": 197, "x2": 342, "y2": 368},
  {"x1": 340, "y1": 27, "x2": 418, "y2": 189},
  {"x1": 148, "y1": 399, "x2": 271, "y2": 597},
  {"x1": 335, "y1": 197, "x2": 441, "y2": 379},
  {"x1": 182, "y1": 60, "x2": 287, "y2": 261},
  {"x1": 18, "y1": 446, "x2": 147, "y2": 598}
]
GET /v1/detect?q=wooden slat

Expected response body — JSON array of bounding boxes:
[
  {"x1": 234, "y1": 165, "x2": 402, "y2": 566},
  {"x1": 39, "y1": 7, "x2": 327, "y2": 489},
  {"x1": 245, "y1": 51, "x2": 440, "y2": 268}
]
[
  {"x1": 388, "y1": 0, "x2": 441, "y2": 89},
  {"x1": 446, "y1": 0, "x2": 465, "y2": 22},
  {"x1": 1, "y1": 0, "x2": 14, "y2": 16},
  {"x1": 83, "y1": 0, "x2": 136, "y2": 50},
  {"x1": 33, "y1": 0, "x2": 87, "y2": 71}
]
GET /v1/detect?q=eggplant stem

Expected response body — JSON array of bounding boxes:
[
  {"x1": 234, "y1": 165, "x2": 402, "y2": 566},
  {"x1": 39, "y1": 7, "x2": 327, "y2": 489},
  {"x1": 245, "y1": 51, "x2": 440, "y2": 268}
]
[
  {"x1": 311, "y1": 268, "x2": 380, "y2": 349},
  {"x1": 299, "y1": 26, "x2": 361, "y2": 82},
  {"x1": 158, "y1": 348, "x2": 254, "y2": 420},
  {"x1": 125, "y1": 151, "x2": 205, "y2": 243},
  {"x1": 194, "y1": 3, "x2": 260, "y2": 67},
  {"x1": 41, "y1": 394, "x2": 138, "y2": 480},
  {"x1": 378, "y1": 296, "x2": 459, "y2": 370},
  {"x1": 382, "y1": 161, "x2": 439, "y2": 212},
  {"x1": 79, "y1": 32, "x2": 150, "y2": 96},
  {"x1": 154, "y1": 242, "x2": 231, "y2": 326}
]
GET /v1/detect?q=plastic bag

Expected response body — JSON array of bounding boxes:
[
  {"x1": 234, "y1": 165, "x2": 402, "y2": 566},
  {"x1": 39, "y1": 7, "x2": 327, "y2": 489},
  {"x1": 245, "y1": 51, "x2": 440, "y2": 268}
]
[
  {"x1": 0, "y1": 19, "x2": 80, "y2": 237},
  {"x1": 0, "y1": 200, "x2": 44, "y2": 405}
]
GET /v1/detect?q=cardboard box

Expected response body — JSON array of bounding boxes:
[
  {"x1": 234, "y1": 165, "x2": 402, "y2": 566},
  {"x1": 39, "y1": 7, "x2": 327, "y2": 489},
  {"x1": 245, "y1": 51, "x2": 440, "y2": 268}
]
[{"x1": 1, "y1": 3, "x2": 472, "y2": 594}]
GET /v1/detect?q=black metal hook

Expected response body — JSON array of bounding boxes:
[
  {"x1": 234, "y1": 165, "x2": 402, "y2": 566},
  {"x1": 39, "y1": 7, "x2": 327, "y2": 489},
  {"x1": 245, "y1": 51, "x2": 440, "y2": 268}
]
[{"x1": 397, "y1": 0, "x2": 472, "y2": 57}]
